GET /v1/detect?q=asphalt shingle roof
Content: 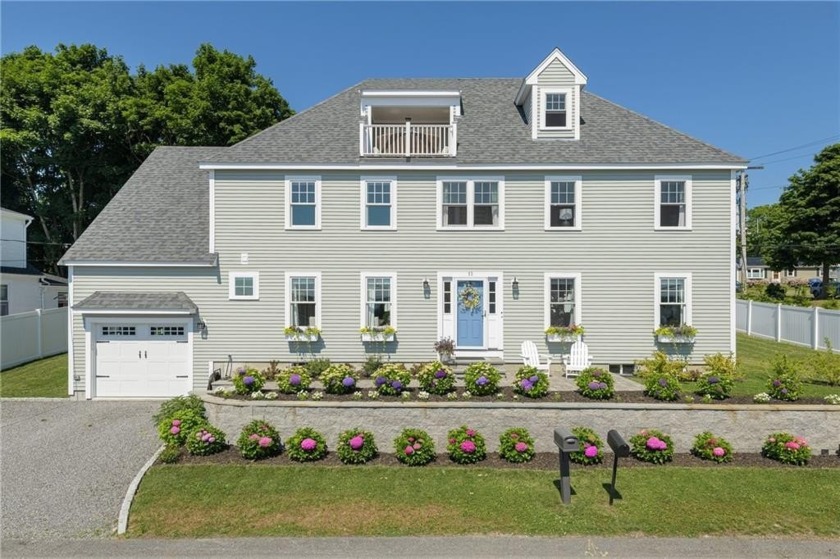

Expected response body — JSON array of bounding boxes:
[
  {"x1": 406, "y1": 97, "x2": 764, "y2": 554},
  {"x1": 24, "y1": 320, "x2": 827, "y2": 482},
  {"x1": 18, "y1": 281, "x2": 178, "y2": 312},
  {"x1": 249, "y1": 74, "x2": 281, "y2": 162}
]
[
  {"x1": 73, "y1": 291, "x2": 198, "y2": 313},
  {"x1": 60, "y1": 147, "x2": 226, "y2": 264},
  {"x1": 212, "y1": 78, "x2": 747, "y2": 166}
]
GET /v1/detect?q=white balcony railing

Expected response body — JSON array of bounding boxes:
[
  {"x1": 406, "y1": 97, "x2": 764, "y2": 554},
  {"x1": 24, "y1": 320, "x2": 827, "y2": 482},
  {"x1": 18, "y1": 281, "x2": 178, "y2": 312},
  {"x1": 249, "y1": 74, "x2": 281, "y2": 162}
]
[{"x1": 360, "y1": 122, "x2": 456, "y2": 157}]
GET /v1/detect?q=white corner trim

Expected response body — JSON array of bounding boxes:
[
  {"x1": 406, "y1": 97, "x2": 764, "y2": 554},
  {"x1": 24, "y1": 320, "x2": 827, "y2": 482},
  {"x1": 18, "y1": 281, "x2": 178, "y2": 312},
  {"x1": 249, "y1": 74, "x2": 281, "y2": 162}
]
[
  {"x1": 654, "y1": 175, "x2": 693, "y2": 231},
  {"x1": 729, "y1": 170, "x2": 737, "y2": 355},
  {"x1": 544, "y1": 175, "x2": 583, "y2": 231},
  {"x1": 228, "y1": 271, "x2": 260, "y2": 300},
  {"x1": 543, "y1": 272, "x2": 583, "y2": 329},
  {"x1": 67, "y1": 266, "x2": 74, "y2": 396},
  {"x1": 209, "y1": 170, "x2": 215, "y2": 253}
]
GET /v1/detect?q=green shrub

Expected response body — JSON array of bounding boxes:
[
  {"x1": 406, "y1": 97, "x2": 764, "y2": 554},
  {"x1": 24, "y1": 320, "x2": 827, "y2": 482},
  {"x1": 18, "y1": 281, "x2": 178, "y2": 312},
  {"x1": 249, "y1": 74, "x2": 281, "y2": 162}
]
[
  {"x1": 232, "y1": 367, "x2": 266, "y2": 395},
  {"x1": 158, "y1": 444, "x2": 181, "y2": 464},
  {"x1": 304, "y1": 358, "x2": 331, "y2": 379},
  {"x1": 690, "y1": 431, "x2": 734, "y2": 463},
  {"x1": 237, "y1": 420, "x2": 283, "y2": 460},
  {"x1": 185, "y1": 425, "x2": 227, "y2": 456},
  {"x1": 644, "y1": 373, "x2": 681, "y2": 401},
  {"x1": 569, "y1": 426, "x2": 604, "y2": 465},
  {"x1": 629, "y1": 429, "x2": 674, "y2": 464},
  {"x1": 152, "y1": 395, "x2": 207, "y2": 426},
  {"x1": 446, "y1": 425, "x2": 487, "y2": 464},
  {"x1": 761, "y1": 432, "x2": 811, "y2": 465},
  {"x1": 807, "y1": 339, "x2": 840, "y2": 386},
  {"x1": 498, "y1": 427, "x2": 535, "y2": 463},
  {"x1": 361, "y1": 355, "x2": 383, "y2": 377},
  {"x1": 765, "y1": 282, "x2": 786, "y2": 300},
  {"x1": 635, "y1": 351, "x2": 686, "y2": 379},
  {"x1": 261, "y1": 360, "x2": 282, "y2": 381},
  {"x1": 336, "y1": 428, "x2": 378, "y2": 465},
  {"x1": 373, "y1": 363, "x2": 411, "y2": 396},
  {"x1": 463, "y1": 362, "x2": 501, "y2": 396},
  {"x1": 394, "y1": 428, "x2": 435, "y2": 466},
  {"x1": 575, "y1": 367, "x2": 615, "y2": 400},
  {"x1": 157, "y1": 410, "x2": 208, "y2": 446},
  {"x1": 321, "y1": 364, "x2": 359, "y2": 395},
  {"x1": 416, "y1": 361, "x2": 456, "y2": 395},
  {"x1": 513, "y1": 366, "x2": 549, "y2": 398},
  {"x1": 696, "y1": 353, "x2": 738, "y2": 400},
  {"x1": 286, "y1": 427, "x2": 328, "y2": 462},
  {"x1": 767, "y1": 355, "x2": 802, "y2": 401},
  {"x1": 276, "y1": 365, "x2": 311, "y2": 394}
]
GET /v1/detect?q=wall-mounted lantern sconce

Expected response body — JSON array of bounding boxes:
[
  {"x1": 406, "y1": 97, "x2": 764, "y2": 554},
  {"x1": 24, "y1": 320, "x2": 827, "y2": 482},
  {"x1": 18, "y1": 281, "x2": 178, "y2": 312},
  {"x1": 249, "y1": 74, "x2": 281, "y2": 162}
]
[
  {"x1": 512, "y1": 277, "x2": 519, "y2": 290},
  {"x1": 196, "y1": 319, "x2": 207, "y2": 333},
  {"x1": 422, "y1": 278, "x2": 430, "y2": 289}
]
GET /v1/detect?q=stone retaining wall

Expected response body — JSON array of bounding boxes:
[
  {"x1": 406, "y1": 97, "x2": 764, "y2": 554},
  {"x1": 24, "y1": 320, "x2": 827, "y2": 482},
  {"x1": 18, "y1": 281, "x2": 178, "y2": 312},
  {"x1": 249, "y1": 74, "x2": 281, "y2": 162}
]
[{"x1": 202, "y1": 395, "x2": 840, "y2": 454}]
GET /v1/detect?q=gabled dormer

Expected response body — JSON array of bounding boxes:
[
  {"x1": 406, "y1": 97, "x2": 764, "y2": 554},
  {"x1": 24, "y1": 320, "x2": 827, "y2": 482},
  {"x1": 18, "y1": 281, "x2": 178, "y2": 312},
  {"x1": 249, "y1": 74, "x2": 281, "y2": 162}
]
[
  {"x1": 359, "y1": 90, "x2": 460, "y2": 157},
  {"x1": 515, "y1": 48, "x2": 588, "y2": 141}
]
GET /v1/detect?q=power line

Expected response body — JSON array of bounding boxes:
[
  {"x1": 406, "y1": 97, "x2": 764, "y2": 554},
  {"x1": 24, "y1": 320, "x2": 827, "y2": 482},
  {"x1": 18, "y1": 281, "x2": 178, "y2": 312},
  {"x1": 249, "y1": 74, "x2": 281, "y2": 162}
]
[
  {"x1": 748, "y1": 134, "x2": 840, "y2": 161},
  {"x1": 755, "y1": 152, "x2": 820, "y2": 167}
]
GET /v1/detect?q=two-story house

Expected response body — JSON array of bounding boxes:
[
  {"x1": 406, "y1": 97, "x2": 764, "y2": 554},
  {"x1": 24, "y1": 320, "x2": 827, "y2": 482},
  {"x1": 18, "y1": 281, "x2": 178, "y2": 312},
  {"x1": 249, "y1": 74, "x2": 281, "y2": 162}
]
[
  {"x1": 60, "y1": 49, "x2": 747, "y2": 399},
  {"x1": 1, "y1": 207, "x2": 67, "y2": 316}
]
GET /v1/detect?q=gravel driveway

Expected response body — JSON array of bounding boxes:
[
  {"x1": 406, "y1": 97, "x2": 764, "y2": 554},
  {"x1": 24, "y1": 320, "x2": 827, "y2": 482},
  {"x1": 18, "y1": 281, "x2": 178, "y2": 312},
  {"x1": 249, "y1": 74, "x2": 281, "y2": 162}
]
[{"x1": 1, "y1": 400, "x2": 160, "y2": 541}]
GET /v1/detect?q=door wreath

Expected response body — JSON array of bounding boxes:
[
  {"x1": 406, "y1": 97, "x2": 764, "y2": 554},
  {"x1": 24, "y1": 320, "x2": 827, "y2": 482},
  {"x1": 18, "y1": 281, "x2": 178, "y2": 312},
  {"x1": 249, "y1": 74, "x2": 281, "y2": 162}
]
[{"x1": 458, "y1": 284, "x2": 481, "y2": 311}]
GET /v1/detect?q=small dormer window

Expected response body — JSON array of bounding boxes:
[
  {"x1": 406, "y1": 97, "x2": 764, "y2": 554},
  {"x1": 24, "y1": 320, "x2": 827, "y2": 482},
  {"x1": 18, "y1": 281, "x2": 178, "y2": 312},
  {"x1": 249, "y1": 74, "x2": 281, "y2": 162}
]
[{"x1": 545, "y1": 93, "x2": 567, "y2": 127}]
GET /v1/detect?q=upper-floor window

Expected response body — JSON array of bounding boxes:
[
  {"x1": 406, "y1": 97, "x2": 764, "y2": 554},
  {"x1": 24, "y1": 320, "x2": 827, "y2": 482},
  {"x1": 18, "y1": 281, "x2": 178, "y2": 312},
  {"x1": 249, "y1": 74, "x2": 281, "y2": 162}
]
[
  {"x1": 361, "y1": 177, "x2": 397, "y2": 230},
  {"x1": 541, "y1": 89, "x2": 572, "y2": 130},
  {"x1": 0, "y1": 284, "x2": 8, "y2": 316},
  {"x1": 544, "y1": 273, "x2": 581, "y2": 329},
  {"x1": 286, "y1": 176, "x2": 321, "y2": 229},
  {"x1": 286, "y1": 273, "x2": 321, "y2": 328},
  {"x1": 655, "y1": 175, "x2": 692, "y2": 230},
  {"x1": 361, "y1": 273, "x2": 396, "y2": 329},
  {"x1": 229, "y1": 271, "x2": 259, "y2": 300},
  {"x1": 747, "y1": 268, "x2": 764, "y2": 280},
  {"x1": 655, "y1": 273, "x2": 692, "y2": 327},
  {"x1": 437, "y1": 178, "x2": 504, "y2": 230},
  {"x1": 545, "y1": 176, "x2": 582, "y2": 230}
]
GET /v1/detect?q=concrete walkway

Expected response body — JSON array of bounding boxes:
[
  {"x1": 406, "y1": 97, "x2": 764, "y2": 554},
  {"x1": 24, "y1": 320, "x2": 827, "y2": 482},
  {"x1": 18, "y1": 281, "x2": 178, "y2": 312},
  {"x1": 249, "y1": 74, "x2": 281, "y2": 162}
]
[{"x1": 2, "y1": 535, "x2": 838, "y2": 558}]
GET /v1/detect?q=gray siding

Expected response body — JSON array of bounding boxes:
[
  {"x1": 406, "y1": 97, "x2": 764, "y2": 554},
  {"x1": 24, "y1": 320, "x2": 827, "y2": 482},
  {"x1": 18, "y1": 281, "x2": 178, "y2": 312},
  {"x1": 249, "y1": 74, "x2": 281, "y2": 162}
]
[{"x1": 535, "y1": 59, "x2": 577, "y2": 140}]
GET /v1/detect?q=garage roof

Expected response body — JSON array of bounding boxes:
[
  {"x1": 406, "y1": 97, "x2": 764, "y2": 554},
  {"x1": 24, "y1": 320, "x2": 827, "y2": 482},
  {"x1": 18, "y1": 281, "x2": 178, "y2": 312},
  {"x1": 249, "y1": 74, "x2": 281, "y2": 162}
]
[{"x1": 73, "y1": 291, "x2": 198, "y2": 314}]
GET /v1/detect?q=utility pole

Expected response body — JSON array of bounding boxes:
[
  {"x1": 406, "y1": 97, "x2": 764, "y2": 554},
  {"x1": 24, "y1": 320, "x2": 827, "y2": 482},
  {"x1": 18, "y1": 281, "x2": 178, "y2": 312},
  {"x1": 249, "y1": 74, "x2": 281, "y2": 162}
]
[{"x1": 738, "y1": 172, "x2": 749, "y2": 286}]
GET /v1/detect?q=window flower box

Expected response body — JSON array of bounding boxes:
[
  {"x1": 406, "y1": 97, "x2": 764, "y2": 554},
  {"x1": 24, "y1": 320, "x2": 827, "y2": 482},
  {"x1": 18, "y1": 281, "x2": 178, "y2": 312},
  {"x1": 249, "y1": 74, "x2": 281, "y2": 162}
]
[
  {"x1": 654, "y1": 324, "x2": 697, "y2": 344},
  {"x1": 359, "y1": 326, "x2": 396, "y2": 343},
  {"x1": 284, "y1": 326, "x2": 321, "y2": 342},
  {"x1": 655, "y1": 335, "x2": 695, "y2": 344},
  {"x1": 544, "y1": 324, "x2": 584, "y2": 342}
]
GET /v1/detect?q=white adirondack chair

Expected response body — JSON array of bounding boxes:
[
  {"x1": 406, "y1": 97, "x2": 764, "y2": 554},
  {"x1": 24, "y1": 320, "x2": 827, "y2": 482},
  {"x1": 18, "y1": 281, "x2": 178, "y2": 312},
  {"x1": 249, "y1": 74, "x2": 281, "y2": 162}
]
[
  {"x1": 520, "y1": 340, "x2": 552, "y2": 375},
  {"x1": 562, "y1": 340, "x2": 593, "y2": 378}
]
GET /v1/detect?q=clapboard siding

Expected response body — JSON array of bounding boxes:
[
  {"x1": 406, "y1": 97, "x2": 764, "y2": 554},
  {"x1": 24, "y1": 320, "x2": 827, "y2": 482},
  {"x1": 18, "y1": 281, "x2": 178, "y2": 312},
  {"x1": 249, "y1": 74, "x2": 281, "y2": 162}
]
[{"x1": 534, "y1": 58, "x2": 577, "y2": 139}]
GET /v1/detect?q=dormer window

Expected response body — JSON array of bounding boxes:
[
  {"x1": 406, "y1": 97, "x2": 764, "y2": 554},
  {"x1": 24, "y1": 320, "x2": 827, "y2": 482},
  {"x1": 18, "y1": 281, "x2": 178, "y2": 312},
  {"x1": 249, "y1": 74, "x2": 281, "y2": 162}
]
[{"x1": 545, "y1": 93, "x2": 567, "y2": 128}]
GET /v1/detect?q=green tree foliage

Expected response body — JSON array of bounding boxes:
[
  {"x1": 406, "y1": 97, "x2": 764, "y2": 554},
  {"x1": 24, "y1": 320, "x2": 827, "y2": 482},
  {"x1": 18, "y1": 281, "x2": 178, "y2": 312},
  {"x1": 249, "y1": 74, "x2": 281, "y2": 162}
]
[
  {"x1": 745, "y1": 204, "x2": 785, "y2": 260},
  {"x1": 764, "y1": 143, "x2": 840, "y2": 287},
  {"x1": 1, "y1": 43, "x2": 292, "y2": 273}
]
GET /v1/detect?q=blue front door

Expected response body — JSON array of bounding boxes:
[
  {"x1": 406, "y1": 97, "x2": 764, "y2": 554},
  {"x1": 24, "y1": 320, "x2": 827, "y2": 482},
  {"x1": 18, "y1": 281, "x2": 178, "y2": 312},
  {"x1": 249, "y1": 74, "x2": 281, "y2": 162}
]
[{"x1": 456, "y1": 280, "x2": 484, "y2": 347}]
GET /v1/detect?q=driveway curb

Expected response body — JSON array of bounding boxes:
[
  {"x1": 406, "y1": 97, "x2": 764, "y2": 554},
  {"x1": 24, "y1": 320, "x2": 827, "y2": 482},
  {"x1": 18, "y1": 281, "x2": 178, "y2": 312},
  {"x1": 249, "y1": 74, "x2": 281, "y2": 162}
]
[{"x1": 117, "y1": 445, "x2": 163, "y2": 535}]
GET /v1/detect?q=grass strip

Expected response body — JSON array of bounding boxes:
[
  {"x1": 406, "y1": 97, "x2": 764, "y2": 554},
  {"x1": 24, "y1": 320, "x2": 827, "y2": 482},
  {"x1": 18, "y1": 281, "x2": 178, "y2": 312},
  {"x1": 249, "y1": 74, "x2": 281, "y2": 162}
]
[{"x1": 0, "y1": 353, "x2": 68, "y2": 398}]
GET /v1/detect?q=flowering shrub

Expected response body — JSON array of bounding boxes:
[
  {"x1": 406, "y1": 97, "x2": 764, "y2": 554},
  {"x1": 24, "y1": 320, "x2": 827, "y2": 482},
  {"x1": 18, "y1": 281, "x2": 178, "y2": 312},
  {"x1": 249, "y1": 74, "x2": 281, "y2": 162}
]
[
  {"x1": 463, "y1": 362, "x2": 502, "y2": 396},
  {"x1": 232, "y1": 367, "x2": 266, "y2": 395},
  {"x1": 696, "y1": 373, "x2": 734, "y2": 400},
  {"x1": 393, "y1": 428, "x2": 435, "y2": 466},
  {"x1": 447, "y1": 425, "x2": 487, "y2": 464},
  {"x1": 152, "y1": 394, "x2": 207, "y2": 426},
  {"x1": 373, "y1": 363, "x2": 412, "y2": 396},
  {"x1": 569, "y1": 426, "x2": 604, "y2": 465},
  {"x1": 185, "y1": 425, "x2": 227, "y2": 456},
  {"x1": 766, "y1": 355, "x2": 802, "y2": 401},
  {"x1": 498, "y1": 427, "x2": 535, "y2": 463},
  {"x1": 286, "y1": 427, "x2": 328, "y2": 462},
  {"x1": 629, "y1": 429, "x2": 674, "y2": 464},
  {"x1": 824, "y1": 394, "x2": 840, "y2": 405},
  {"x1": 276, "y1": 365, "x2": 311, "y2": 394},
  {"x1": 157, "y1": 410, "x2": 208, "y2": 446},
  {"x1": 761, "y1": 432, "x2": 811, "y2": 465},
  {"x1": 336, "y1": 428, "x2": 378, "y2": 465},
  {"x1": 513, "y1": 366, "x2": 549, "y2": 398},
  {"x1": 237, "y1": 419, "x2": 283, "y2": 460},
  {"x1": 321, "y1": 364, "x2": 359, "y2": 395},
  {"x1": 575, "y1": 367, "x2": 615, "y2": 400},
  {"x1": 416, "y1": 361, "x2": 456, "y2": 395},
  {"x1": 213, "y1": 387, "x2": 236, "y2": 398},
  {"x1": 753, "y1": 392, "x2": 772, "y2": 403},
  {"x1": 158, "y1": 444, "x2": 181, "y2": 464},
  {"x1": 643, "y1": 373, "x2": 681, "y2": 401},
  {"x1": 690, "y1": 431, "x2": 734, "y2": 463}
]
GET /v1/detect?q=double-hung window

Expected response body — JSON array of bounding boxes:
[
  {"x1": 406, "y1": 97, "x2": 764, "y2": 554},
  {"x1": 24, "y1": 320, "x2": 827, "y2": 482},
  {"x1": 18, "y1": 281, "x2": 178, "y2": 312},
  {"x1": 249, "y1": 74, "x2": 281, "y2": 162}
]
[
  {"x1": 655, "y1": 273, "x2": 692, "y2": 327},
  {"x1": 286, "y1": 273, "x2": 320, "y2": 328},
  {"x1": 361, "y1": 177, "x2": 396, "y2": 229},
  {"x1": 545, "y1": 176, "x2": 582, "y2": 230},
  {"x1": 747, "y1": 268, "x2": 764, "y2": 280},
  {"x1": 541, "y1": 89, "x2": 571, "y2": 129},
  {"x1": 437, "y1": 178, "x2": 504, "y2": 229},
  {"x1": 544, "y1": 273, "x2": 581, "y2": 329},
  {"x1": 655, "y1": 175, "x2": 692, "y2": 229},
  {"x1": 229, "y1": 272, "x2": 259, "y2": 300},
  {"x1": 286, "y1": 176, "x2": 321, "y2": 229},
  {"x1": 361, "y1": 273, "x2": 396, "y2": 330}
]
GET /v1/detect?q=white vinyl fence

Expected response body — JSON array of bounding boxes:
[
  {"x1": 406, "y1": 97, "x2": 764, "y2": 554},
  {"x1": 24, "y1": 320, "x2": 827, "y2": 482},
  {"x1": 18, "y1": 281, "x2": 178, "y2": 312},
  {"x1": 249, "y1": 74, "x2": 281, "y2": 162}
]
[
  {"x1": 737, "y1": 299, "x2": 840, "y2": 352},
  {"x1": 0, "y1": 307, "x2": 68, "y2": 370}
]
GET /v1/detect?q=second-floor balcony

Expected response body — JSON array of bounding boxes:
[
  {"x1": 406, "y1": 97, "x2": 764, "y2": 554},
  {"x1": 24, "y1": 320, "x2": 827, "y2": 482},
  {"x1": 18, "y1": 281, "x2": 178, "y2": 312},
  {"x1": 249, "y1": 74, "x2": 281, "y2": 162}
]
[{"x1": 361, "y1": 122, "x2": 456, "y2": 157}]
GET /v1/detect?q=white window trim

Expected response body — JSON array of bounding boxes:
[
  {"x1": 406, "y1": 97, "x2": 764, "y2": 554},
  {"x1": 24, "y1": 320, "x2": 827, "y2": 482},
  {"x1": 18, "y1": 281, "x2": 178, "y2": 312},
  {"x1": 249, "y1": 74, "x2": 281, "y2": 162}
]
[
  {"x1": 544, "y1": 175, "x2": 582, "y2": 231},
  {"x1": 285, "y1": 272, "x2": 322, "y2": 328},
  {"x1": 540, "y1": 87, "x2": 572, "y2": 130},
  {"x1": 784, "y1": 269, "x2": 796, "y2": 278},
  {"x1": 435, "y1": 176, "x2": 505, "y2": 231},
  {"x1": 359, "y1": 272, "x2": 397, "y2": 330},
  {"x1": 360, "y1": 176, "x2": 397, "y2": 230},
  {"x1": 654, "y1": 272, "x2": 693, "y2": 328},
  {"x1": 544, "y1": 273, "x2": 582, "y2": 330},
  {"x1": 747, "y1": 268, "x2": 765, "y2": 279},
  {"x1": 285, "y1": 175, "x2": 322, "y2": 230},
  {"x1": 654, "y1": 175, "x2": 693, "y2": 231},
  {"x1": 229, "y1": 271, "x2": 259, "y2": 300}
]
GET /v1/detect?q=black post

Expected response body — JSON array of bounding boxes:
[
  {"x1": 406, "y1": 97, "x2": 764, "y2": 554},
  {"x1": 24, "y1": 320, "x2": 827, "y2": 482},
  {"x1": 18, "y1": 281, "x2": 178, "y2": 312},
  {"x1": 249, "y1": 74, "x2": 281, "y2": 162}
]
[
  {"x1": 609, "y1": 453, "x2": 619, "y2": 506},
  {"x1": 559, "y1": 449, "x2": 571, "y2": 504},
  {"x1": 606, "y1": 429, "x2": 629, "y2": 507}
]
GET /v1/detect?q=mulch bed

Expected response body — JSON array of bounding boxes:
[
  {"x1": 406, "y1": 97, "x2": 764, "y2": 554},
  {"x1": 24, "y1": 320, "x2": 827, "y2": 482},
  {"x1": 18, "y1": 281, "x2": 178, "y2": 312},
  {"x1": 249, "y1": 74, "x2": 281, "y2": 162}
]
[{"x1": 169, "y1": 447, "x2": 840, "y2": 469}]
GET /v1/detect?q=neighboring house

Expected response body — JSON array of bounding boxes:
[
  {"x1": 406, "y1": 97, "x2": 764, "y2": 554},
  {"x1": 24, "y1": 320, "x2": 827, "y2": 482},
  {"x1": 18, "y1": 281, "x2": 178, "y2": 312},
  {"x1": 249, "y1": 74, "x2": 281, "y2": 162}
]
[
  {"x1": 61, "y1": 49, "x2": 747, "y2": 399},
  {"x1": 0, "y1": 207, "x2": 67, "y2": 316},
  {"x1": 743, "y1": 256, "x2": 839, "y2": 283}
]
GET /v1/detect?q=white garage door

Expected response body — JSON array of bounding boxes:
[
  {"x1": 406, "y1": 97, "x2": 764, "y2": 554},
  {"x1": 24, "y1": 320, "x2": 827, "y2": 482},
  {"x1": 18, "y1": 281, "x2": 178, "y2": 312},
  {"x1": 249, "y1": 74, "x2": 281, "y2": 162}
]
[{"x1": 95, "y1": 324, "x2": 191, "y2": 398}]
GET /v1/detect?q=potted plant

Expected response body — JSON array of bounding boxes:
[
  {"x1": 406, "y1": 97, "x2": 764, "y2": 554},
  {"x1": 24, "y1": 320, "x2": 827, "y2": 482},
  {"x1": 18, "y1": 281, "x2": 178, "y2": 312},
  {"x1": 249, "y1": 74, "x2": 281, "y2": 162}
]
[
  {"x1": 545, "y1": 323, "x2": 585, "y2": 342},
  {"x1": 654, "y1": 324, "x2": 697, "y2": 343},
  {"x1": 434, "y1": 337, "x2": 455, "y2": 364},
  {"x1": 359, "y1": 325, "x2": 397, "y2": 342},
  {"x1": 284, "y1": 325, "x2": 321, "y2": 342}
]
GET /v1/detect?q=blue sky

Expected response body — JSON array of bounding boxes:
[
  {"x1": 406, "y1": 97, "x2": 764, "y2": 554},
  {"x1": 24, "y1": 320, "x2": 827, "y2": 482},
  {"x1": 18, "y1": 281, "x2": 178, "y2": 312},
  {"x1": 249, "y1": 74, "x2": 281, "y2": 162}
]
[{"x1": 2, "y1": 1, "x2": 838, "y2": 208}]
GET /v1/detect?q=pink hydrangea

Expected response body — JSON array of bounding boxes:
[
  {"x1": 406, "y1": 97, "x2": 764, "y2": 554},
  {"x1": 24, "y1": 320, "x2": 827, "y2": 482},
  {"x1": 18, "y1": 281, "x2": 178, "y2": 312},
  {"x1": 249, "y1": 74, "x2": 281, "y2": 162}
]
[
  {"x1": 646, "y1": 437, "x2": 667, "y2": 451},
  {"x1": 413, "y1": 442, "x2": 422, "y2": 450},
  {"x1": 584, "y1": 445, "x2": 598, "y2": 458},
  {"x1": 712, "y1": 447, "x2": 726, "y2": 457},
  {"x1": 258, "y1": 437, "x2": 272, "y2": 448},
  {"x1": 300, "y1": 438, "x2": 317, "y2": 451},
  {"x1": 170, "y1": 426, "x2": 180, "y2": 435},
  {"x1": 172, "y1": 419, "x2": 182, "y2": 427},
  {"x1": 785, "y1": 441, "x2": 800, "y2": 450},
  {"x1": 249, "y1": 433, "x2": 260, "y2": 441},
  {"x1": 466, "y1": 429, "x2": 476, "y2": 437},
  {"x1": 349, "y1": 436, "x2": 364, "y2": 450},
  {"x1": 404, "y1": 445, "x2": 415, "y2": 455},
  {"x1": 460, "y1": 440, "x2": 476, "y2": 453},
  {"x1": 514, "y1": 442, "x2": 529, "y2": 453}
]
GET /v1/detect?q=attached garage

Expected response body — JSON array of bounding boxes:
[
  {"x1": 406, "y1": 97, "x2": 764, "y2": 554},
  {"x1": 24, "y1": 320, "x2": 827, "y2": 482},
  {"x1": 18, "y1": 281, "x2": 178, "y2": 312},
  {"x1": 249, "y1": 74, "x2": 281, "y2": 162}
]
[{"x1": 75, "y1": 292, "x2": 197, "y2": 399}]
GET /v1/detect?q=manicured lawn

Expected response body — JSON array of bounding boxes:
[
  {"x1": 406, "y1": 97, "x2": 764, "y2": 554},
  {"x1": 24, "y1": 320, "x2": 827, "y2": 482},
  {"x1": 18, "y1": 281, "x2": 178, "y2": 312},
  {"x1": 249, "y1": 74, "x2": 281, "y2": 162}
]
[
  {"x1": 129, "y1": 465, "x2": 840, "y2": 538},
  {"x1": 0, "y1": 353, "x2": 68, "y2": 398}
]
